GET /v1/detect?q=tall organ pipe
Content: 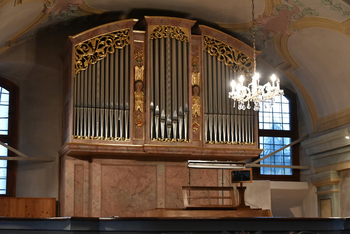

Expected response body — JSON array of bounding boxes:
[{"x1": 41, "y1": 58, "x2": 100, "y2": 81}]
[
  {"x1": 114, "y1": 50, "x2": 119, "y2": 138},
  {"x1": 177, "y1": 40, "x2": 183, "y2": 140},
  {"x1": 104, "y1": 54, "x2": 109, "y2": 138},
  {"x1": 160, "y1": 38, "x2": 166, "y2": 139},
  {"x1": 125, "y1": 45, "x2": 130, "y2": 139},
  {"x1": 109, "y1": 52, "x2": 114, "y2": 138},
  {"x1": 183, "y1": 41, "x2": 188, "y2": 140},
  {"x1": 150, "y1": 40, "x2": 154, "y2": 139},
  {"x1": 154, "y1": 39, "x2": 160, "y2": 139},
  {"x1": 119, "y1": 49, "x2": 124, "y2": 138},
  {"x1": 171, "y1": 38, "x2": 178, "y2": 139}
]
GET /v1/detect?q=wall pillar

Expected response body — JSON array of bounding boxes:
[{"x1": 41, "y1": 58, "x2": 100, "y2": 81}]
[{"x1": 309, "y1": 171, "x2": 340, "y2": 217}]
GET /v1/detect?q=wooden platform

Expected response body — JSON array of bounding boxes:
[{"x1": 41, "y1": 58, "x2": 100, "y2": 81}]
[{"x1": 147, "y1": 208, "x2": 272, "y2": 218}]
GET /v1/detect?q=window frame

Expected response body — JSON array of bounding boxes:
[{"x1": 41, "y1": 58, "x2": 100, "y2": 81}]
[
  {"x1": 0, "y1": 77, "x2": 18, "y2": 197},
  {"x1": 253, "y1": 88, "x2": 300, "y2": 181}
]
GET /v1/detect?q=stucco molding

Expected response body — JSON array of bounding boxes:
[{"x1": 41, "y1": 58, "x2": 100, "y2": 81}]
[
  {"x1": 274, "y1": 17, "x2": 350, "y2": 134},
  {"x1": 291, "y1": 17, "x2": 350, "y2": 37},
  {"x1": 0, "y1": 0, "x2": 106, "y2": 55},
  {"x1": 315, "y1": 107, "x2": 350, "y2": 133},
  {"x1": 309, "y1": 171, "x2": 340, "y2": 187}
]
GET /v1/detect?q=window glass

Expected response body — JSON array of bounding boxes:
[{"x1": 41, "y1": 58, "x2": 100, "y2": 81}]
[
  {"x1": 259, "y1": 95, "x2": 290, "y2": 131},
  {"x1": 0, "y1": 143, "x2": 7, "y2": 194},
  {"x1": 0, "y1": 87, "x2": 9, "y2": 135},
  {"x1": 259, "y1": 136, "x2": 292, "y2": 175},
  {"x1": 0, "y1": 86, "x2": 10, "y2": 195},
  {"x1": 258, "y1": 93, "x2": 295, "y2": 176}
]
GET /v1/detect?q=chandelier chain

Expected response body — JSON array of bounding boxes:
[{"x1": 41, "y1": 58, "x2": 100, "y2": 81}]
[{"x1": 252, "y1": 0, "x2": 256, "y2": 74}]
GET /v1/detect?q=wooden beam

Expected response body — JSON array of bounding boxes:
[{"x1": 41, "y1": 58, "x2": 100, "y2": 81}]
[
  {"x1": 0, "y1": 141, "x2": 56, "y2": 162},
  {"x1": 246, "y1": 163, "x2": 312, "y2": 170},
  {"x1": 251, "y1": 134, "x2": 309, "y2": 164},
  {"x1": 0, "y1": 157, "x2": 56, "y2": 162}
]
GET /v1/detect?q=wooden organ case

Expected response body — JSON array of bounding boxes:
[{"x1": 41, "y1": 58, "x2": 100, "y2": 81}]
[{"x1": 60, "y1": 17, "x2": 263, "y2": 217}]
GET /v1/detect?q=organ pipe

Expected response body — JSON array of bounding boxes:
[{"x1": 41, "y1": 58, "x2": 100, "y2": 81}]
[
  {"x1": 204, "y1": 52, "x2": 255, "y2": 145},
  {"x1": 149, "y1": 27, "x2": 189, "y2": 142},
  {"x1": 73, "y1": 44, "x2": 130, "y2": 141}
]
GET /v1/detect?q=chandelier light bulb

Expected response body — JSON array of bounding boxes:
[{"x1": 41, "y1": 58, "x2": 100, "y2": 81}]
[
  {"x1": 239, "y1": 75, "x2": 244, "y2": 84},
  {"x1": 253, "y1": 73, "x2": 260, "y2": 81},
  {"x1": 231, "y1": 80, "x2": 236, "y2": 92}
]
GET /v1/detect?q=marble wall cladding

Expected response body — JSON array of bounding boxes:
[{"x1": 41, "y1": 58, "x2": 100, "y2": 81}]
[
  {"x1": 190, "y1": 168, "x2": 218, "y2": 186},
  {"x1": 74, "y1": 164, "x2": 84, "y2": 216},
  {"x1": 340, "y1": 169, "x2": 350, "y2": 217},
  {"x1": 63, "y1": 158, "x2": 75, "y2": 216},
  {"x1": 190, "y1": 169, "x2": 219, "y2": 206},
  {"x1": 90, "y1": 160, "x2": 102, "y2": 217},
  {"x1": 165, "y1": 165, "x2": 189, "y2": 208},
  {"x1": 100, "y1": 164, "x2": 157, "y2": 217},
  {"x1": 62, "y1": 158, "x2": 227, "y2": 217}
]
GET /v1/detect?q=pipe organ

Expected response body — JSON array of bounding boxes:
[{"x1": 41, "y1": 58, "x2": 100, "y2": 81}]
[
  {"x1": 62, "y1": 17, "x2": 262, "y2": 161},
  {"x1": 60, "y1": 17, "x2": 264, "y2": 218}
]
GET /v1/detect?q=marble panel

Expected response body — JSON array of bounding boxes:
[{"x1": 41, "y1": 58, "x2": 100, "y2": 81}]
[
  {"x1": 190, "y1": 169, "x2": 219, "y2": 206},
  {"x1": 74, "y1": 164, "x2": 84, "y2": 216},
  {"x1": 100, "y1": 164, "x2": 157, "y2": 217},
  {"x1": 165, "y1": 164, "x2": 189, "y2": 208},
  {"x1": 63, "y1": 158, "x2": 75, "y2": 217},
  {"x1": 90, "y1": 161, "x2": 102, "y2": 217}
]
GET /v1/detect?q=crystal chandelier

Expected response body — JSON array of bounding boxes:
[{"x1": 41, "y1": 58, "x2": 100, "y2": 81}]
[{"x1": 228, "y1": 0, "x2": 284, "y2": 111}]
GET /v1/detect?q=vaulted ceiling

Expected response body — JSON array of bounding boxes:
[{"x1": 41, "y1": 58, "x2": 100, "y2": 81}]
[{"x1": 0, "y1": 0, "x2": 349, "y2": 134}]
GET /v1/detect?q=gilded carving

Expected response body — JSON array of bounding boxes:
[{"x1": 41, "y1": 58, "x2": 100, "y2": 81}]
[
  {"x1": 73, "y1": 135, "x2": 130, "y2": 142},
  {"x1": 75, "y1": 29, "x2": 130, "y2": 74},
  {"x1": 151, "y1": 138, "x2": 189, "y2": 143},
  {"x1": 203, "y1": 35, "x2": 253, "y2": 77},
  {"x1": 205, "y1": 140, "x2": 255, "y2": 145},
  {"x1": 134, "y1": 50, "x2": 145, "y2": 127},
  {"x1": 150, "y1": 25, "x2": 189, "y2": 42},
  {"x1": 191, "y1": 56, "x2": 200, "y2": 131}
]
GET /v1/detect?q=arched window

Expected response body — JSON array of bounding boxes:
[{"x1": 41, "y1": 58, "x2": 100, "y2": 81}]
[
  {"x1": 255, "y1": 89, "x2": 299, "y2": 181},
  {"x1": 0, "y1": 77, "x2": 18, "y2": 196}
]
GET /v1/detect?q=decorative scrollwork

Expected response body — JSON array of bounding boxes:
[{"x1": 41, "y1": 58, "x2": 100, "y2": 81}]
[
  {"x1": 203, "y1": 35, "x2": 253, "y2": 77},
  {"x1": 150, "y1": 26, "x2": 189, "y2": 42},
  {"x1": 74, "y1": 135, "x2": 130, "y2": 142},
  {"x1": 205, "y1": 141, "x2": 255, "y2": 145},
  {"x1": 75, "y1": 29, "x2": 130, "y2": 74},
  {"x1": 151, "y1": 138, "x2": 189, "y2": 143}
]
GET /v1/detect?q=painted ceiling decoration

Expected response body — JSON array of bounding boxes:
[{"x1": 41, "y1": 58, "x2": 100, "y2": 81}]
[{"x1": 0, "y1": 0, "x2": 349, "y2": 134}]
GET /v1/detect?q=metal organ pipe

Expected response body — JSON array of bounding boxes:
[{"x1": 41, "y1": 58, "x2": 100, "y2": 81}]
[
  {"x1": 73, "y1": 45, "x2": 130, "y2": 141},
  {"x1": 124, "y1": 45, "x2": 130, "y2": 139},
  {"x1": 177, "y1": 40, "x2": 183, "y2": 140},
  {"x1": 119, "y1": 49, "x2": 124, "y2": 139},
  {"x1": 160, "y1": 38, "x2": 166, "y2": 139},
  {"x1": 171, "y1": 38, "x2": 178, "y2": 140},
  {"x1": 203, "y1": 52, "x2": 255, "y2": 145},
  {"x1": 183, "y1": 42, "x2": 188, "y2": 141},
  {"x1": 114, "y1": 50, "x2": 119, "y2": 139},
  {"x1": 149, "y1": 32, "x2": 189, "y2": 142},
  {"x1": 204, "y1": 53, "x2": 209, "y2": 142}
]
